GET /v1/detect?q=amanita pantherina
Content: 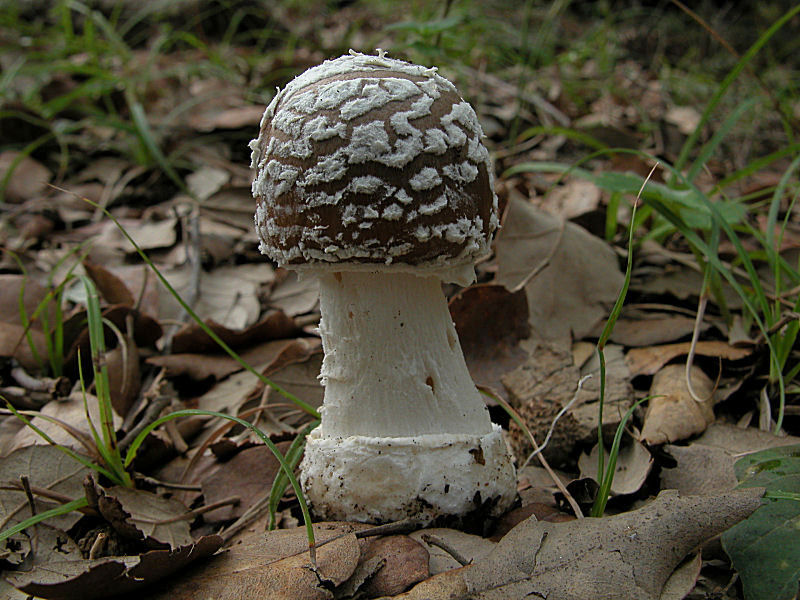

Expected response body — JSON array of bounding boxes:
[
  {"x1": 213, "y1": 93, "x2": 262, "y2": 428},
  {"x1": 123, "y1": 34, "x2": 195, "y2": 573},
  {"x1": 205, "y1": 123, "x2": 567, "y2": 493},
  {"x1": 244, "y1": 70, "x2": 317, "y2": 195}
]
[{"x1": 250, "y1": 50, "x2": 517, "y2": 524}]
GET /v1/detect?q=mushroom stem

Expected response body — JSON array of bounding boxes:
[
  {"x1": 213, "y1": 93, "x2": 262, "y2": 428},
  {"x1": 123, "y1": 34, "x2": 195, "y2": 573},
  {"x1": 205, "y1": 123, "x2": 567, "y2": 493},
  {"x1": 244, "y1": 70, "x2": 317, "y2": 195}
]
[{"x1": 315, "y1": 270, "x2": 494, "y2": 438}]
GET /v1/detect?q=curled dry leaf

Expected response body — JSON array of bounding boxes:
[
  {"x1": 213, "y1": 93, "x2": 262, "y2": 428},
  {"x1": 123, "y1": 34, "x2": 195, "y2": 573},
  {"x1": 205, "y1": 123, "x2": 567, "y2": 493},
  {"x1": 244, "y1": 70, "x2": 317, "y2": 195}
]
[
  {"x1": 82, "y1": 260, "x2": 135, "y2": 307},
  {"x1": 640, "y1": 364, "x2": 715, "y2": 445},
  {"x1": 170, "y1": 309, "x2": 298, "y2": 355},
  {"x1": 6, "y1": 535, "x2": 222, "y2": 600},
  {"x1": 96, "y1": 486, "x2": 193, "y2": 549},
  {"x1": 578, "y1": 437, "x2": 653, "y2": 496},
  {"x1": 105, "y1": 331, "x2": 141, "y2": 419}
]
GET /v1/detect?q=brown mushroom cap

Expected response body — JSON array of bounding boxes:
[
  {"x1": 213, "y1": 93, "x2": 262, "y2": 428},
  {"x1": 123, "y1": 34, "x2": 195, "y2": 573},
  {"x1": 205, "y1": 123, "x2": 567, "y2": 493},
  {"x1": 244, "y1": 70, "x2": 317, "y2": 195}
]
[{"x1": 250, "y1": 51, "x2": 499, "y2": 275}]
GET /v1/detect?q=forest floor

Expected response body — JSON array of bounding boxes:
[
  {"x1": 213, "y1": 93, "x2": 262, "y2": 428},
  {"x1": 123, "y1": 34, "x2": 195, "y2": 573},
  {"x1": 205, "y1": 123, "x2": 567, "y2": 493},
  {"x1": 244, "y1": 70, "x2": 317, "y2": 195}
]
[{"x1": 0, "y1": 2, "x2": 798, "y2": 599}]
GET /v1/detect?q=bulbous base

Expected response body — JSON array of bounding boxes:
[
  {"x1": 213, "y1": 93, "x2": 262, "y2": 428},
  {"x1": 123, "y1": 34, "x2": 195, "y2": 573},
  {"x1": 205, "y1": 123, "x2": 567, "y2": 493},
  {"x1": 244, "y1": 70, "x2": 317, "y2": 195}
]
[{"x1": 300, "y1": 424, "x2": 517, "y2": 524}]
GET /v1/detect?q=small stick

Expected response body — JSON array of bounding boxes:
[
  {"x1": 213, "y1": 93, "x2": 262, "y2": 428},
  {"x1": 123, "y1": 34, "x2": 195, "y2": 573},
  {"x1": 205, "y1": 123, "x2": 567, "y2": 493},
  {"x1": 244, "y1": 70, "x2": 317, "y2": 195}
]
[
  {"x1": 88, "y1": 532, "x2": 108, "y2": 559},
  {"x1": 19, "y1": 476, "x2": 36, "y2": 518},
  {"x1": 118, "y1": 394, "x2": 171, "y2": 451},
  {"x1": 420, "y1": 532, "x2": 471, "y2": 566},
  {"x1": 152, "y1": 496, "x2": 241, "y2": 525}
]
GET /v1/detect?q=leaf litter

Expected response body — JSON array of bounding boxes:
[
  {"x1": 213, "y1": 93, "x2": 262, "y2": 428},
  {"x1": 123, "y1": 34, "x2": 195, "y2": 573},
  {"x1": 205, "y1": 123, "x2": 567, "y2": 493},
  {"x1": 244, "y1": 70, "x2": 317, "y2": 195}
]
[{"x1": 1, "y1": 3, "x2": 797, "y2": 599}]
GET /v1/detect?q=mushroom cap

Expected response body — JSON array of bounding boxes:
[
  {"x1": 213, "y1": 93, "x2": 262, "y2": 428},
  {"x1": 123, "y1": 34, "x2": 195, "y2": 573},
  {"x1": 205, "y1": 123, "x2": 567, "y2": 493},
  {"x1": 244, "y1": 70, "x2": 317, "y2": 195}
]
[{"x1": 250, "y1": 51, "x2": 499, "y2": 279}]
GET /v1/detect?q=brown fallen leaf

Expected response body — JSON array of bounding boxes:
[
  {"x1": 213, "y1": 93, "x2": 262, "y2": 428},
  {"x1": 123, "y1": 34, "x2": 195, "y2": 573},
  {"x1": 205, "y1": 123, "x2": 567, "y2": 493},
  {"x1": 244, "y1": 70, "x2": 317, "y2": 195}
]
[
  {"x1": 82, "y1": 260, "x2": 135, "y2": 307},
  {"x1": 8, "y1": 391, "x2": 121, "y2": 454},
  {"x1": 495, "y1": 196, "x2": 624, "y2": 346},
  {"x1": 626, "y1": 340, "x2": 753, "y2": 377},
  {"x1": 200, "y1": 442, "x2": 290, "y2": 523},
  {"x1": 409, "y1": 528, "x2": 496, "y2": 575},
  {"x1": 170, "y1": 309, "x2": 298, "y2": 355},
  {"x1": 387, "y1": 488, "x2": 764, "y2": 600},
  {"x1": 640, "y1": 364, "x2": 716, "y2": 445},
  {"x1": 0, "y1": 274, "x2": 57, "y2": 327},
  {"x1": 148, "y1": 523, "x2": 360, "y2": 600},
  {"x1": 6, "y1": 535, "x2": 222, "y2": 600},
  {"x1": 450, "y1": 284, "x2": 530, "y2": 404},
  {"x1": 0, "y1": 445, "x2": 90, "y2": 563},
  {"x1": 148, "y1": 337, "x2": 320, "y2": 382},
  {"x1": 578, "y1": 436, "x2": 653, "y2": 496},
  {"x1": 661, "y1": 424, "x2": 800, "y2": 495},
  {"x1": 0, "y1": 150, "x2": 51, "y2": 203},
  {"x1": 358, "y1": 535, "x2": 430, "y2": 597},
  {"x1": 601, "y1": 310, "x2": 706, "y2": 347},
  {"x1": 96, "y1": 486, "x2": 193, "y2": 549},
  {"x1": 661, "y1": 444, "x2": 739, "y2": 495},
  {"x1": 0, "y1": 322, "x2": 48, "y2": 372},
  {"x1": 105, "y1": 330, "x2": 141, "y2": 419},
  {"x1": 268, "y1": 270, "x2": 320, "y2": 317}
]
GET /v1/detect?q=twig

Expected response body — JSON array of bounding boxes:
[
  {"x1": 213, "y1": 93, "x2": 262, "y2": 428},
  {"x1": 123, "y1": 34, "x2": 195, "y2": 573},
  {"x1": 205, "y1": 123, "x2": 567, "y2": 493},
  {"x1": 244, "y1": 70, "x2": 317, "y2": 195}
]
[
  {"x1": 420, "y1": 532, "x2": 471, "y2": 566},
  {"x1": 117, "y1": 394, "x2": 171, "y2": 451},
  {"x1": 138, "y1": 476, "x2": 202, "y2": 491},
  {"x1": 685, "y1": 294, "x2": 715, "y2": 403},
  {"x1": 88, "y1": 532, "x2": 108, "y2": 559},
  {"x1": 19, "y1": 476, "x2": 36, "y2": 517},
  {"x1": 10, "y1": 363, "x2": 70, "y2": 396},
  {"x1": 152, "y1": 496, "x2": 240, "y2": 525}
]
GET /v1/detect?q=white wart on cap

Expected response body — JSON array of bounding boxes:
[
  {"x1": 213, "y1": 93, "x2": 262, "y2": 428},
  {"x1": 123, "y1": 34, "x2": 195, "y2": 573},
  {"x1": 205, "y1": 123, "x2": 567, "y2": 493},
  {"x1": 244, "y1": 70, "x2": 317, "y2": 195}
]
[{"x1": 251, "y1": 51, "x2": 516, "y2": 524}]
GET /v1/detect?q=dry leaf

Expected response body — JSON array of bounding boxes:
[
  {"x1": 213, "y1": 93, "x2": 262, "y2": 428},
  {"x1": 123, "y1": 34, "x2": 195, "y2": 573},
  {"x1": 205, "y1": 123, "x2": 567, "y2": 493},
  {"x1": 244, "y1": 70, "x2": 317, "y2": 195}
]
[
  {"x1": 97, "y1": 486, "x2": 193, "y2": 549},
  {"x1": 640, "y1": 364, "x2": 715, "y2": 445},
  {"x1": 392, "y1": 489, "x2": 763, "y2": 600},
  {"x1": 0, "y1": 445, "x2": 90, "y2": 560},
  {"x1": 200, "y1": 443, "x2": 290, "y2": 523},
  {"x1": 358, "y1": 535, "x2": 429, "y2": 597},
  {"x1": 661, "y1": 444, "x2": 739, "y2": 495},
  {"x1": 170, "y1": 309, "x2": 298, "y2": 355},
  {"x1": 661, "y1": 424, "x2": 800, "y2": 495},
  {"x1": 268, "y1": 271, "x2": 320, "y2": 317},
  {"x1": 7, "y1": 535, "x2": 222, "y2": 600},
  {"x1": 410, "y1": 529, "x2": 496, "y2": 575},
  {"x1": 495, "y1": 196, "x2": 624, "y2": 346},
  {"x1": 148, "y1": 524, "x2": 360, "y2": 600},
  {"x1": 539, "y1": 179, "x2": 601, "y2": 219},
  {"x1": 578, "y1": 437, "x2": 653, "y2": 496},
  {"x1": 158, "y1": 264, "x2": 267, "y2": 330},
  {"x1": 148, "y1": 337, "x2": 320, "y2": 382},
  {"x1": 105, "y1": 332, "x2": 141, "y2": 418},
  {"x1": 82, "y1": 260, "x2": 135, "y2": 307},
  {"x1": 450, "y1": 284, "x2": 530, "y2": 404},
  {"x1": 0, "y1": 151, "x2": 51, "y2": 203},
  {"x1": 602, "y1": 311, "x2": 706, "y2": 347},
  {"x1": 626, "y1": 341, "x2": 753, "y2": 377},
  {"x1": 8, "y1": 391, "x2": 122, "y2": 454}
]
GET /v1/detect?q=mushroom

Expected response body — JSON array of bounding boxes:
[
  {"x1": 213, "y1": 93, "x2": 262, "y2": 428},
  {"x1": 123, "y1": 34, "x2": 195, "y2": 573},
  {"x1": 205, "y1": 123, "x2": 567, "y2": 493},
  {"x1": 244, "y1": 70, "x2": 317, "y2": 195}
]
[{"x1": 250, "y1": 50, "x2": 516, "y2": 524}]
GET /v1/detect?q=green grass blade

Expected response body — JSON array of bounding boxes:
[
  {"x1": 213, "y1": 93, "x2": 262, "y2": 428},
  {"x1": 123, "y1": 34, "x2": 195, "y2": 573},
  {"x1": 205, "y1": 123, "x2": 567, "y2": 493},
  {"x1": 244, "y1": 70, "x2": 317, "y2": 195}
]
[
  {"x1": 0, "y1": 497, "x2": 88, "y2": 543},
  {"x1": 673, "y1": 4, "x2": 800, "y2": 175}
]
